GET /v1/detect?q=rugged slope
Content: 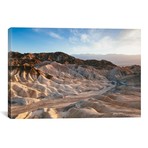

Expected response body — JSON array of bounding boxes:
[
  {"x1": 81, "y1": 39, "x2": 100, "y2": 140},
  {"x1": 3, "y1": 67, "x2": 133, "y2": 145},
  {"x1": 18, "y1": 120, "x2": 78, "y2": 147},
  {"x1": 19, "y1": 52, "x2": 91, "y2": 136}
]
[
  {"x1": 8, "y1": 51, "x2": 116, "y2": 69},
  {"x1": 8, "y1": 51, "x2": 141, "y2": 118},
  {"x1": 9, "y1": 61, "x2": 109, "y2": 105}
]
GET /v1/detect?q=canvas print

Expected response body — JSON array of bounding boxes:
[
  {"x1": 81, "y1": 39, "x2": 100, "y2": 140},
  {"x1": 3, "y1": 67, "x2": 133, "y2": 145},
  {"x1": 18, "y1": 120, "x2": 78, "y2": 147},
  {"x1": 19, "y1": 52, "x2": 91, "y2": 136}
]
[{"x1": 8, "y1": 28, "x2": 141, "y2": 119}]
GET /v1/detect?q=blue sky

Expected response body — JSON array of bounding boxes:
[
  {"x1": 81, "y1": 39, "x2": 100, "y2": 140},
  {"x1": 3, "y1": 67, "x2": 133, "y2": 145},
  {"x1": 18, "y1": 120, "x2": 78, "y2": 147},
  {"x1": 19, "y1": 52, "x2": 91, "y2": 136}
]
[{"x1": 9, "y1": 28, "x2": 141, "y2": 55}]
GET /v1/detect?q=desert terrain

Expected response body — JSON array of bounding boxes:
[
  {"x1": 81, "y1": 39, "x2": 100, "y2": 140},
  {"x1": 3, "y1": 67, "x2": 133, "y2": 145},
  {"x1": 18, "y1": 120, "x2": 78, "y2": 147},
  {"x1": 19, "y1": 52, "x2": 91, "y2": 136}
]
[{"x1": 8, "y1": 51, "x2": 141, "y2": 118}]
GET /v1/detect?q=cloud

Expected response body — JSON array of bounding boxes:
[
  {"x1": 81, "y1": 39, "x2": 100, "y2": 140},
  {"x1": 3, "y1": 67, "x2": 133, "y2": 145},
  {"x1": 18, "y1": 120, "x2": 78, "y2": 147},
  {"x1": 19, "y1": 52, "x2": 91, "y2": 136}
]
[
  {"x1": 69, "y1": 36, "x2": 79, "y2": 44},
  {"x1": 48, "y1": 32, "x2": 63, "y2": 40},
  {"x1": 69, "y1": 33, "x2": 89, "y2": 44},
  {"x1": 69, "y1": 29, "x2": 81, "y2": 44},
  {"x1": 80, "y1": 34, "x2": 90, "y2": 43},
  {"x1": 32, "y1": 28, "x2": 42, "y2": 32},
  {"x1": 69, "y1": 29, "x2": 141, "y2": 55},
  {"x1": 32, "y1": 29, "x2": 63, "y2": 40},
  {"x1": 69, "y1": 29, "x2": 90, "y2": 44},
  {"x1": 31, "y1": 28, "x2": 140, "y2": 55},
  {"x1": 69, "y1": 29, "x2": 103, "y2": 44},
  {"x1": 70, "y1": 29, "x2": 80, "y2": 36}
]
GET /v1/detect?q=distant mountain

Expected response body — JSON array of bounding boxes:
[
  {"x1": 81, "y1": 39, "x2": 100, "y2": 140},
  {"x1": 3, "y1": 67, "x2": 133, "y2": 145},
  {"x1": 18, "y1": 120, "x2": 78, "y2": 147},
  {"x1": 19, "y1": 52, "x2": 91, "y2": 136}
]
[
  {"x1": 8, "y1": 51, "x2": 116, "y2": 70},
  {"x1": 72, "y1": 54, "x2": 141, "y2": 66}
]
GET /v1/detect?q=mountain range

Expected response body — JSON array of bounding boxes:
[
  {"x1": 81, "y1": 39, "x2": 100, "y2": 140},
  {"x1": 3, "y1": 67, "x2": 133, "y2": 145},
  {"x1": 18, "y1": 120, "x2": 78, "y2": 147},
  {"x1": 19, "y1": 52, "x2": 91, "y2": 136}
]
[
  {"x1": 72, "y1": 54, "x2": 140, "y2": 66},
  {"x1": 9, "y1": 51, "x2": 117, "y2": 69}
]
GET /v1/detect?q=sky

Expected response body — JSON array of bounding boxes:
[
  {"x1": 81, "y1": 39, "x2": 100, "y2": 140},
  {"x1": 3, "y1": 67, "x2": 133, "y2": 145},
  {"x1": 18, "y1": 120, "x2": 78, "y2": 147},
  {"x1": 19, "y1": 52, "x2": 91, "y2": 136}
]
[{"x1": 9, "y1": 28, "x2": 141, "y2": 55}]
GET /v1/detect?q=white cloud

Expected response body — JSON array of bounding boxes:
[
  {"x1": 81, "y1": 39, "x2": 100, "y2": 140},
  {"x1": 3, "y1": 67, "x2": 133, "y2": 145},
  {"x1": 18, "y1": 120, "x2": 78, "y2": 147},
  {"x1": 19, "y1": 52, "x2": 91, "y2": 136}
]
[
  {"x1": 32, "y1": 28, "x2": 42, "y2": 32},
  {"x1": 69, "y1": 29, "x2": 141, "y2": 55},
  {"x1": 48, "y1": 32, "x2": 63, "y2": 40},
  {"x1": 69, "y1": 29, "x2": 104, "y2": 44},
  {"x1": 70, "y1": 29, "x2": 80, "y2": 36},
  {"x1": 69, "y1": 30, "x2": 90, "y2": 44},
  {"x1": 93, "y1": 36, "x2": 116, "y2": 50},
  {"x1": 32, "y1": 29, "x2": 63, "y2": 40},
  {"x1": 69, "y1": 36, "x2": 79, "y2": 44},
  {"x1": 80, "y1": 34, "x2": 90, "y2": 43},
  {"x1": 69, "y1": 29, "x2": 82, "y2": 44}
]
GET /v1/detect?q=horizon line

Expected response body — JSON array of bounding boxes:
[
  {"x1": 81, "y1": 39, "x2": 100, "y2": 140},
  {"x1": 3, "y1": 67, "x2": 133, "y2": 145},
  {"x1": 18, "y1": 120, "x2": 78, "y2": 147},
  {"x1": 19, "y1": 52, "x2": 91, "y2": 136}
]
[{"x1": 9, "y1": 50, "x2": 141, "y2": 56}]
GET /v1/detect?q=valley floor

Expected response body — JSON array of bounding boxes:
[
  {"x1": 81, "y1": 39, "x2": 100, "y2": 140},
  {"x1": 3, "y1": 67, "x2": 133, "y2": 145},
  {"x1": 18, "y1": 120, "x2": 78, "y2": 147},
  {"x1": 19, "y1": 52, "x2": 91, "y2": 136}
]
[{"x1": 10, "y1": 85, "x2": 140, "y2": 118}]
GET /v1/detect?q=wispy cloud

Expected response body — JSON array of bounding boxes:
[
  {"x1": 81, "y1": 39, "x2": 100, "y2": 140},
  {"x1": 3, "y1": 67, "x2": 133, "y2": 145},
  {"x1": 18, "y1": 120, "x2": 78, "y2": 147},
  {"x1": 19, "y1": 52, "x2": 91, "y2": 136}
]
[
  {"x1": 32, "y1": 28, "x2": 63, "y2": 40},
  {"x1": 32, "y1": 28, "x2": 140, "y2": 55},
  {"x1": 48, "y1": 32, "x2": 63, "y2": 40},
  {"x1": 69, "y1": 29, "x2": 141, "y2": 55},
  {"x1": 32, "y1": 28, "x2": 42, "y2": 32},
  {"x1": 69, "y1": 29, "x2": 81, "y2": 44},
  {"x1": 80, "y1": 34, "x2": 90, "y2": 43},
  {"x1": 69, "y1": 29, "x2": 103, "y2": 44},
  {"x1": 69, "y1": 29, "x2": 90, "y2": 44},
  {"x1": 69, "y1": 36, "x2": 79, "y2": 44}
]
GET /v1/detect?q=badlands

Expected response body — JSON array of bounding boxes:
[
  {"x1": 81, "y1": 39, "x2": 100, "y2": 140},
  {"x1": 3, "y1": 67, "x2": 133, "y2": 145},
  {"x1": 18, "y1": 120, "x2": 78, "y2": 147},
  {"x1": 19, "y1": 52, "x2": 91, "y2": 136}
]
[{"x1": 8, "y1": 52, "x2": 141, "y2": 118}]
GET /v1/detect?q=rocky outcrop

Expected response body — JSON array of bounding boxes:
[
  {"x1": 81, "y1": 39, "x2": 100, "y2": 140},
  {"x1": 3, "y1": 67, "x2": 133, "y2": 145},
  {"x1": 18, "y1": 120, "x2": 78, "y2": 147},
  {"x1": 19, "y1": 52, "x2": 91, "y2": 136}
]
[
  {"x1": 107, "y1": 65, "x2": 141, "y2": 86},
  {"x1": 84, "y1": 59, "x2": 116, "y2": 70},
  {"x1": 9, "y1": 51, "x2": 116, "y2": 70}
]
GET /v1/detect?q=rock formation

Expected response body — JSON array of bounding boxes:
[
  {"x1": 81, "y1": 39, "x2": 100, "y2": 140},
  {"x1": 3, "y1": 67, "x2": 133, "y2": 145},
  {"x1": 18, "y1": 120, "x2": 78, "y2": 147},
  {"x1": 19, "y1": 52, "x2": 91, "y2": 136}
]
[{"x1": 8, "y1": 51, "x2": 141, "y2": 118}]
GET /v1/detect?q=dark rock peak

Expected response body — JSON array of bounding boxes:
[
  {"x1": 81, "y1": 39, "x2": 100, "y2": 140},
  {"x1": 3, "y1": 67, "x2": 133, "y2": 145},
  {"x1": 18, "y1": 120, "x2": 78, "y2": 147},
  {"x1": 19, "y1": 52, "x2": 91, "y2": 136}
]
[
  {"x1": 8, "y1": 51, "x2": 117, "y2": 70},
  {"x1": 84, "y1": 59, "x2": 116, "y2": 70}
]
